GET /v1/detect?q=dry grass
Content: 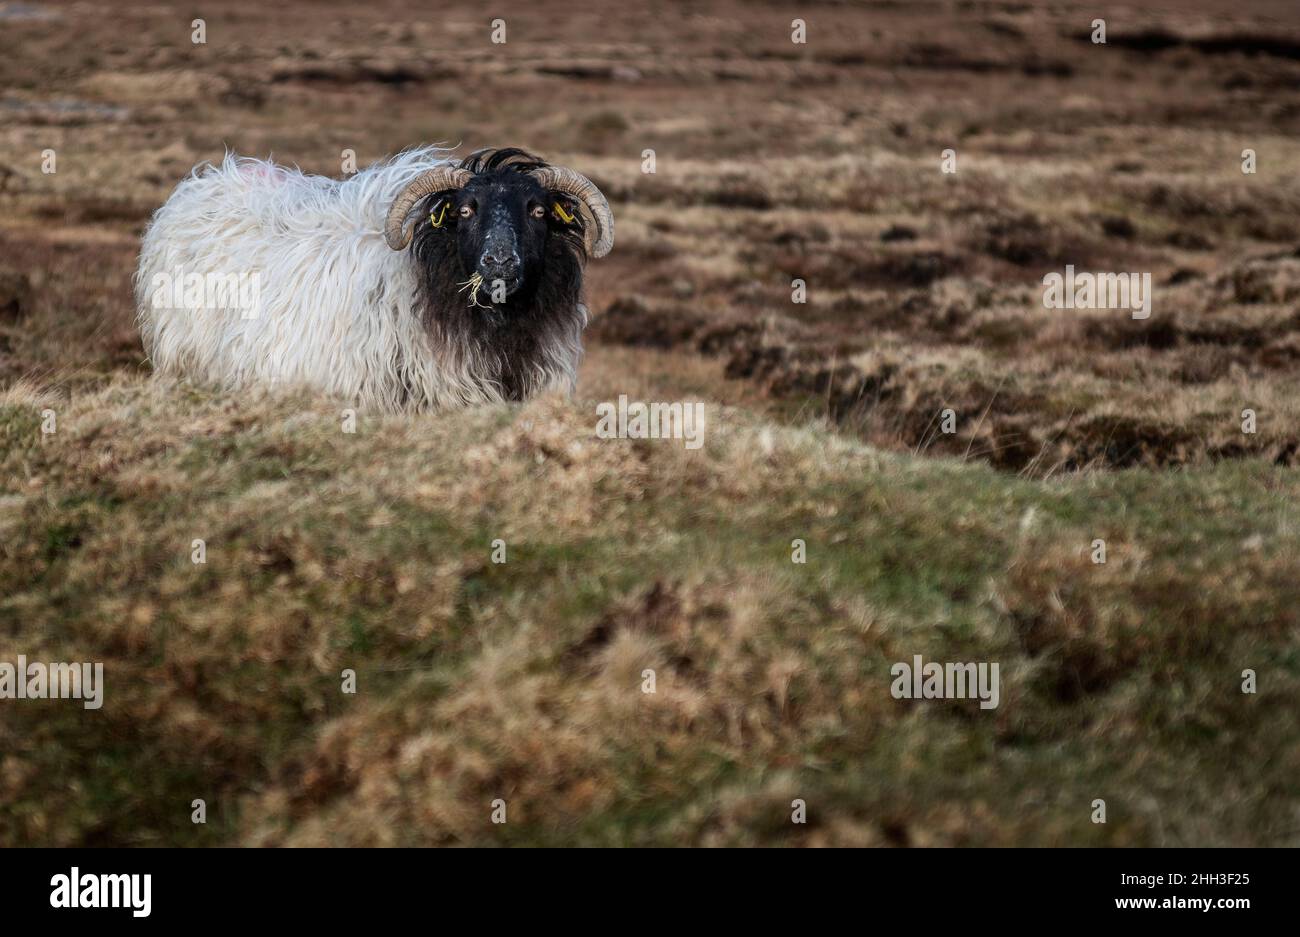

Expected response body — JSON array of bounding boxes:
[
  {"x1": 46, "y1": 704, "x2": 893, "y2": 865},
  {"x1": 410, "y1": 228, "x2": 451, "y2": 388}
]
[{"x1": 2, "y1": 377, "x2": 1297, "y2": 846}]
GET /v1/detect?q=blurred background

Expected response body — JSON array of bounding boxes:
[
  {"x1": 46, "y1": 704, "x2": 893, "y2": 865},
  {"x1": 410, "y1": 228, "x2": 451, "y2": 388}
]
[{"x1": 3, "y1": 0, "x2": 1300, "y2": 466}]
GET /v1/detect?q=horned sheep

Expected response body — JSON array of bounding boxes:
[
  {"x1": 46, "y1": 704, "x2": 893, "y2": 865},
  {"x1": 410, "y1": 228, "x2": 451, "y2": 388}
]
[{"x1": 134, "y1": 146, "x2": 614, "y2": 410}]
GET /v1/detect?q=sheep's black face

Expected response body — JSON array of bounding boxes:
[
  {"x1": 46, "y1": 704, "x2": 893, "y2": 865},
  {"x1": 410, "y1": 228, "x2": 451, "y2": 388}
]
[
  {"x1": 408, "y1": 148, "x2": 591, "y2": 400},
  {"x1": 449, "y1": 173, "x2": 549, "y2": 300},
  {"x1": 422, "y1": 173, "x2": 582, "y2": 307},
  {"x1": 410, "y1": 148, "x2": 590, "y2": 320}
]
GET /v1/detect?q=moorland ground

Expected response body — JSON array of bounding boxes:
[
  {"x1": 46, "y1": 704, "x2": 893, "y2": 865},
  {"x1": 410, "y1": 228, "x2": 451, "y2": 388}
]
[{"x1": 1, "y1": 0, "x2": 1297, "y2": 846}]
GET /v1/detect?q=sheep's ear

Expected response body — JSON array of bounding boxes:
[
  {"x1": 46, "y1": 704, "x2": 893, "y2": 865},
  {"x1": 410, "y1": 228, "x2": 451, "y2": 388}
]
[
  {"x1": 550, "y1": 194, "x2": 583, "y2": 227},
  {"x1": 427, "y1": 196, "x2": 452, "y2": 229}
]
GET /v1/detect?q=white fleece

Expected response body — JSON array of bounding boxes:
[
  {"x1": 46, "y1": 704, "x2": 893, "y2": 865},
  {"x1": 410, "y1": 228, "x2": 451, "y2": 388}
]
[{"x1": 135, "y1": 147, "x2": 509, "y2": 411}]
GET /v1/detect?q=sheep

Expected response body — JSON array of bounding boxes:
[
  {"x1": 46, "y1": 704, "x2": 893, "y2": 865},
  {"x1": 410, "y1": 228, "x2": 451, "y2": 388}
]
[{"x1": 134, "y1": 146, "x2": 614, "y2": 411}]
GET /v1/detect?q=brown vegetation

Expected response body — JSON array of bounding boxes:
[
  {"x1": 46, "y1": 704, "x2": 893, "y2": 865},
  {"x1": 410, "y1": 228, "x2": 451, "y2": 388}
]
[{"x1": 1, "y1": 0, "x2": 1297, "y2": 846}]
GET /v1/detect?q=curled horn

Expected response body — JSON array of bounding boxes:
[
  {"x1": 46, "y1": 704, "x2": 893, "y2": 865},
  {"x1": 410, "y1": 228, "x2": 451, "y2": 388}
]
[
  {"x1": 528, "y1": 166, "x2": 614, "y2": 258},
  {"x1": 384, "y1": 166, "x2": 473, "y2": 250}
]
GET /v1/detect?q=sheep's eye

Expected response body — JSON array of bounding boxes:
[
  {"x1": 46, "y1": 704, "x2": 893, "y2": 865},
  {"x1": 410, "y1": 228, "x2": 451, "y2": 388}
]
[
  {"x1": 458, "y1": 205, "x2": 474, "y2": 219},
  {"x1": 530, "y1": 204, "x2": 545, "y2": 219}
]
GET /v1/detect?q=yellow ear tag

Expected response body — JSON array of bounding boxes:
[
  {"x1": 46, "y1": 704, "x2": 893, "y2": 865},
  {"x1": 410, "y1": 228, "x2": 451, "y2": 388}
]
[
  {"x1": 429, "y1": 202, "x2": 449, "y2": 228},
  {"x1": 552, "y1": 202, "x2": 577, "y2": 224}
]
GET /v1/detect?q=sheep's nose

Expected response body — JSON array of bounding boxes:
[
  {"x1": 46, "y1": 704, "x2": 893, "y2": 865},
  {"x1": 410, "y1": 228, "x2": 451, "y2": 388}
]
[{"x1": 480, "y1": 250, "x2": 520, "y2": 276}]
